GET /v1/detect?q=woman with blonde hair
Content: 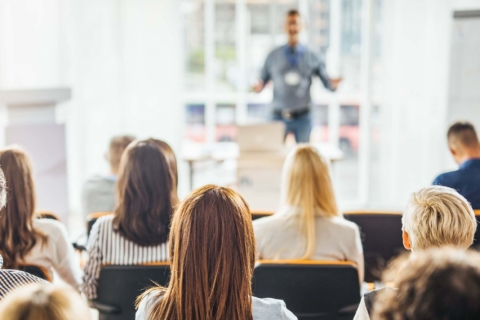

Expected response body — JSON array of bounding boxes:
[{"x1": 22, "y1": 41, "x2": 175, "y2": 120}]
[
  {"x1": 83, "y1": 138, "x2": 178, "y2": 300},
  {"x1": 136, "y1": 185, "x2": 297, "y2": 320},
  {"x1": 253, "y1": 145, "x2": 364, "y2": 281},
  {"x1": 0, "y1": 147, "x2": 81, "y2": 288},
  {"x1": 0, "y1": 284, "x2": 91, "y2": 320}
]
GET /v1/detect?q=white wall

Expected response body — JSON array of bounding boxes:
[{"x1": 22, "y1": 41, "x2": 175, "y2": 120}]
[
  {"x1": 370, "y1": 0, "x2": 453, "y2": 208},
  {"x1": 0, "y1": 0, "x2": 185, "y2": 227}
]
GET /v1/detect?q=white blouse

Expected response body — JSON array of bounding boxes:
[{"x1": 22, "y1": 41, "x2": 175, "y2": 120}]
[
  {"x1": 136, "y1": 292, "x2": 298, "y2": 320},
  {"x1": 253, "y1": 207, "x2": 364, "y2": 283},
  {"x1": 20, "y1": 219, "x2": 82, "y2": 289},
  {"x1": 82, "y1": 215, "x2": 169, "y2": 300}
]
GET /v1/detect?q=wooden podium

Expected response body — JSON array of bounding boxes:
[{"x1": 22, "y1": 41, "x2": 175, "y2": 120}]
[{"x1": 0, "y1": 88, "x2": 72, "y2": 222}]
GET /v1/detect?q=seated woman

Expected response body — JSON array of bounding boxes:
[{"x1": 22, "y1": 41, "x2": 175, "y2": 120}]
[
  {"x1": 82, "y1": 139, "x2": 178, "y2": 300},
  {"x1": 0, "y1": 147, "x2": 82, "y2": 288},
  {"x1": 0, "y1": 284, "x2": 91, "y2": 320},
  {"x1": 253, "y1": 145, "x2": 364, "y2": 282},
  {"x1": 136, "y1": 185, "x2": 297, "y2": 320}
]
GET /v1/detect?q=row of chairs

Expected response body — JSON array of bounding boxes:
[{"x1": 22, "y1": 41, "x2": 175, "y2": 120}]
[
  {"x1": 86, "y1": 210, "x2": 405, "y2": 283},
  {"x1": 25, "y1": 209, "x2": 480, "y2": 320},
  {"x1": 92, "y1": 260, "x2": 360, "y2": 320}
]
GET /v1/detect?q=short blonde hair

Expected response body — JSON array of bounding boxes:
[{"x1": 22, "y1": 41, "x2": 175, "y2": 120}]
[
  {"x1": 402, "y1": 186, "x2": 476, "y2": 250},
  {"x1": 0, "y1": 284, "x2": 91, "y2": 320},
  {"x1": 281, "y1": 145, "x2": 339, "y2": 259}
]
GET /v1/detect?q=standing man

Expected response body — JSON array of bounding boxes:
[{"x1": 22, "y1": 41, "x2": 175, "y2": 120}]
[{"x1": 253, "y1": 9, "x2": 341, "y2": 143}]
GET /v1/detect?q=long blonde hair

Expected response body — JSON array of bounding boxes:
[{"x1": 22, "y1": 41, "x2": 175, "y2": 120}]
[
  {"x1": 281, "y1": 145, "x2": 339, "y2": 259},
  {"x1": 0, "y1": 147, "x2": 47, "y2": 268},
  {"x1": 137, "y1": 185, "x2": 256, "y2": 320},
  {"x1": 0, "y1": 284, "x2": 92, "y2": 320}
]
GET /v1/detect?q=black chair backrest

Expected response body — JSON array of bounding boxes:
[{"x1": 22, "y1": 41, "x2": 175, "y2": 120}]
[
  {"x1": 344, "y1": 212, "x2": 406, "y2": 282},
  {"x1": 252, "y1": 261, "x2": 360, "y2": 320},
  {"x1": 18, "y1": 265, "x2": 52, "y2": 282},
  {"x1": 95, "y1": 264, "x2": 170, "y2": 320}
]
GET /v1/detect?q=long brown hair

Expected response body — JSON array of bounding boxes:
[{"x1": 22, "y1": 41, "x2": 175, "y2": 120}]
[
  {"x1": 0, "y1": 147, "x2": 47, "y2": 268},
  {"x1": 138, "y1": 185, "x2": 256, "y2": 320},
  {"x1": 113, "y1": 139, "x2": 178, "y2": 246}
]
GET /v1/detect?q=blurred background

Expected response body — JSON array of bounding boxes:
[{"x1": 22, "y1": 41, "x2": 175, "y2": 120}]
[{"x1": 0, "y1": 0, "x2": 479, "y2": 231}]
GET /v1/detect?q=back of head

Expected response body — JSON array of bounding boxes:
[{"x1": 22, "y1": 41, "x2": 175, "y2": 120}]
[
  {"x1": 145, "y1": 185, "x2": 255, "y2": 320},
  {"x1": 447, "y1": 121, "x2": 479, "y2": 150},
  {"x1": 0, "y1": 167, "x2": 5, "y2": 209},
  {"x1": 108, "y1": 135, "x2": 136, "y2": 173},
  {"x1": 373, "y1": 248, "x2": 480, "y2": 320},
  {"x1": 402, "y1": 186, "x2": 476, "y2": 250},
  {"x1": 0, "y1": 147, "x2": 44, "y2": 268},
  {"x1": 113, "y1": 139, "x2": 178, "y2": 246},
  {"x1": 0, "y1": 284, "x2": 92, "y2": 320},
  {"x1": 282, "y1": 145, "x2": 339, "y2": 259}
]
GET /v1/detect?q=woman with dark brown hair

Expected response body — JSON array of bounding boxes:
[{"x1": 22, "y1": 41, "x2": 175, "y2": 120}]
[
  {"x1": 0, "y1": 147, "x2": 81, "y2": 288},
  {"x1": 82, "y1": 139, "x2": 178, "y2": 300},
  {"x1": 136, "y1": 185, "x2": 296, "y2": 320}
]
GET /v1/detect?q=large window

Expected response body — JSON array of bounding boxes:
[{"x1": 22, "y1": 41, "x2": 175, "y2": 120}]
[{"x1": 181, "y1": 0, "x2": 383, "y2": 208}]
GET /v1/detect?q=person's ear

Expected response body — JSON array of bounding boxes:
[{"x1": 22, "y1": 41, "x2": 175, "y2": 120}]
[
  {"x1": 104, "y1": 152, "x2": 109, "y2": 162},
  {"x1": 449, "y1": 147, "x2": 456, "y2": 156},
  {"x1": 402, "y1": 231, "x2": 411, "y2": 250}
]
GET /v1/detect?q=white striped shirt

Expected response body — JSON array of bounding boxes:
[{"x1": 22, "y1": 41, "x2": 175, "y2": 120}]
[
  {"x1": 82, "y1": 215, "x2": 169, "y2": 300},
  {"x1": 0, "y1": 255, "x2": 49, "y2": 300}
]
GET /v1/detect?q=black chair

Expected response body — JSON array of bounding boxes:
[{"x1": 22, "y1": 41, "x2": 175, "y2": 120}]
[
  {"x1": 18, "y1": 264, "x2": 52, "y2": 282},
  {"x1": 252, "y1": 261, "x2": 360, "y2": 320},
  {"x1": 344, "y1": 211, "x2": 406, "y2": 283},
  {"x1": 90, "y1": 264, "x2": 171, "y2": 320}
]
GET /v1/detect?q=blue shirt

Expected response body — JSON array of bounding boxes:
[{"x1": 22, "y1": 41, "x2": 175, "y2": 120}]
[
  {"x1": 433, "y1": 159, "x2": 480, "y2": 209},
  {"x1": 261, "y1": 45, "x2": 332, "y2": 112}
]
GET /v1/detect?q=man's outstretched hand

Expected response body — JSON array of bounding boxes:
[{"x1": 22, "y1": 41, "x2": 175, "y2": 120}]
[
  {"x1": 252, "y1": 80, "x2": 265, "y2": 93},
  {"x1": 330, "y1": 77, "x2": 343, "y2": 91}
]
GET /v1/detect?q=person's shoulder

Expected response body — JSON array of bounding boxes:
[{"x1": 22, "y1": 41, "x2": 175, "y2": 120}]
[
  {"x1": 433, "y1": 170, "x2": 459, "y2": 186},
  {"x1": 267, "y1": 46, "x2": 285, "y2": 58},
  {"x1": 252, "y1": 297, "x2": 297, "y2": 320},
  {"x1": 136, "y1": 289, "x2": 164, "y2": 320},
  {"x1": 0, "y1": 269, "x2": 50, "y2": 285},
  {"x1": 33, "y1": 218, "x2": 68, "y2": 234},
  {"x1": 83, "y1": 175, "x2": 116, "y2": 190},
  {"x1": 253, "y1": 211, "x2": 289, "y2": 232},
  {"x1": 328, "y1": 216, "x2": 360, "y2": 232},
  {"x1": 92, "y1": 214, "x2": 115, "y2": 231}
]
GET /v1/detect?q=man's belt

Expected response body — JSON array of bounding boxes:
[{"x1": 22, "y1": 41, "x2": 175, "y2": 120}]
[{"x1": 274, "y1": 107, "x2": 310, "y2": 120}]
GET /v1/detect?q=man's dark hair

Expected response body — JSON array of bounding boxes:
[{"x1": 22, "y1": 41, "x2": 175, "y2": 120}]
[
  {"x1": 286, "y1": 9, "x2": 300, "y2": 17},
  {"x1": 447, "y1": 121, "x2": 479, "y2": 148}
]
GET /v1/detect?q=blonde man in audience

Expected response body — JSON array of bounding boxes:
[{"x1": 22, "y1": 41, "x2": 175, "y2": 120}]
[
  {"x1": 354, "y1": 185, "x2": 477, "y2": 320},
  {"x1": 0, "y1": 147, "x2": 82, "y2": 289},
  {"x1": 82, "y1": 135, "x2": 135, "y2": 217},
  {"x1": 0, "y1": 167, "x2": 50, "y2": 300},
  {"x1": 83, "y1": 139, "x2": 178, "y2": 300},
  {"x1": 373, "y1": 248, "x2": 480, "y2": 320},
  {"x1": 136, "y1": 185, "x2": 297, "y2": 320},
  {"x1": 0, "y1": 284, "x2": 91, "y2": 320},
  {"x1": 253, "y1": 145, "x2": 364, "y2": 282}
]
